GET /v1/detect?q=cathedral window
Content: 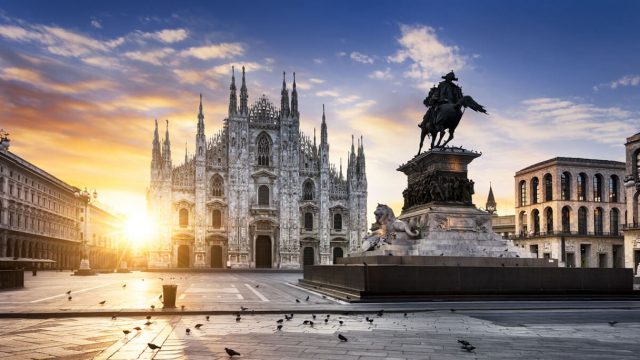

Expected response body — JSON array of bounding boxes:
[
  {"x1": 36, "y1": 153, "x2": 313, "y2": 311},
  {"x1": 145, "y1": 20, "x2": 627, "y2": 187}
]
[
  {"x1": 304, "y1": 212, "x2": 313, "y2": 231},
  {"x1": 212, "y1": 209, "x2": 222, "y2": 229},
  {"x1": 179, "y1": 208, "x2": 189, "y2": 227},
  {"x1": 211, "y1": 176, "x2": 224, "y2": 197},
  {"x1": 256, "y1": 133, "x2": 271, "y2": 166},
  {"x1": 333, "y1": 213, "x2": 342, "y2": 231},
  {"x1": 258, "y1": 185, "x2": 269, "y2": 206},
  {"x1": 303, "y1": 180, "x2": 314, "y2": 201}
]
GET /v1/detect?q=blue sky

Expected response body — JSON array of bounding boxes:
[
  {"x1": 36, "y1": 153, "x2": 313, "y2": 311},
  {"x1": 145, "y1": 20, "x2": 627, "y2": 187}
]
[{"x1": 0, "y1": 0, "x2": 638, "y2": 218}]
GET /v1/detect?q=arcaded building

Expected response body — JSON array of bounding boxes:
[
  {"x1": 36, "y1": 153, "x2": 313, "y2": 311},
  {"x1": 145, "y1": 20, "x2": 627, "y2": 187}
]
[
  {"x1": 147, "y1": 68, "x2": 368, "y2": 269},
  {"x1": 514, "y1": 157, "x2": 626, "y2": 268},
  {"x1": 623, "y1": 132, "x2": 640, "y2": 274}
]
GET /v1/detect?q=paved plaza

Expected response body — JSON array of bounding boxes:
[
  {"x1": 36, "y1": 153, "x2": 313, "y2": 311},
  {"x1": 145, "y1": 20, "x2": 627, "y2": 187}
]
[{"x1": 0, "y1": 271, "x2": 639, "y2": 359}]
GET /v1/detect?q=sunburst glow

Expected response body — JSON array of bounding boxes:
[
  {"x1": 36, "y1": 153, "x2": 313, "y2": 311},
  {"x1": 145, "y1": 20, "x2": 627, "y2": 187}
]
[{"x1": 123, "y1": 212, "x2": 157, "y2": 248}]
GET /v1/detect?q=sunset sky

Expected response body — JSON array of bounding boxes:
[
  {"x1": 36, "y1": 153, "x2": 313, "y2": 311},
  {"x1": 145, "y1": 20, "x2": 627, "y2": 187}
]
[{"x1": 0, "y1": 0, "x2": 639, "y2": 220}]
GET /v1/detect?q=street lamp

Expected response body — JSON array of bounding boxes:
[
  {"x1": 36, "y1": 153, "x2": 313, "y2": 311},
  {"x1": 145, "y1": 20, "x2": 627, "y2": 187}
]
[{"x1": 74, "y1": 187, "x2": 97, "y2": 276}]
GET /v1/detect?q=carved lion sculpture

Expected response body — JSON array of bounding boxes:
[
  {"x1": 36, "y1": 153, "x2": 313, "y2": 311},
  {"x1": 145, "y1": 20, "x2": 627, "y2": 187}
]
[{"x1": 361, "y1": 204, "x2": 420, "y2": 251}]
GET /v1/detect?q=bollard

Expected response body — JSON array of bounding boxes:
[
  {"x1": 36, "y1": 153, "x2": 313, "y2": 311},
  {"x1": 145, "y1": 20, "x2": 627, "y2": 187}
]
[{"x1": 162, "y1": 284, "x2": 177, "y2": 308}]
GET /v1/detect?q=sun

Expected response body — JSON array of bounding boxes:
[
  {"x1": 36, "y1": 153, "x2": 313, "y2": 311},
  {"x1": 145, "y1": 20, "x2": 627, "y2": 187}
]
[{"x1": 123, "y1": 212, "x2": 157, "y2": 247}]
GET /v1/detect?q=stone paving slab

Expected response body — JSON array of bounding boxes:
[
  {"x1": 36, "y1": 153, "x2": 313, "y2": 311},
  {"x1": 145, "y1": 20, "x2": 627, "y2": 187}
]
[{"x1": 0, "y1": 311, "x2": 639, "y2": 359}]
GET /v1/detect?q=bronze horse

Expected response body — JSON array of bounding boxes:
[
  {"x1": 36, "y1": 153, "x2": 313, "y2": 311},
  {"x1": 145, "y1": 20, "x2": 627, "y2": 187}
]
[{"x1": 418, "y1": 95, "x2": 487, "y2": 154}]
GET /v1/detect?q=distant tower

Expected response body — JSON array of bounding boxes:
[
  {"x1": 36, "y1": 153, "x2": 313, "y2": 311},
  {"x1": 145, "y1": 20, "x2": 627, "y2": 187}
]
[{"x1": 486, "y1": 183, "x2": 497, "y2": 214}]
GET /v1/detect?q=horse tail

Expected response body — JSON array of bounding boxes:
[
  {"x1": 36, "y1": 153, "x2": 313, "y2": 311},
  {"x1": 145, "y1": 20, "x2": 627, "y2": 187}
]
[{"x1": 461, "y1": 96, "x2": 488, "y2": 114}]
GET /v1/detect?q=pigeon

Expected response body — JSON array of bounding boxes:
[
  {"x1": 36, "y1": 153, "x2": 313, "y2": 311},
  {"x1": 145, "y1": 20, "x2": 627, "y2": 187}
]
[
  {"x1": 122, "y1": 284, "x2": 126, "y2": 288},
  {"x1": 608, "y1": 321, "x2": 618, "y2": 326},
  {"x1": 363, "y1": 261, "x2": 368, "y2": 266},
  {"x1": 295, "y1": 299, "x2": 300, "y2": 303},
  {"x1": 133, "y1": 326, "x2": 142, "y2": 331},
  {"x1": 276, "y1": 319, "x2": 284, "y2": 324},
  {"x1": 122, "y1": 330, "x2": 131, "y2": 335},
  {"x1": 312, "y1": 314, "x2": 316, "y2": 319},
  {"x1": 159, "y1": 294, "x2": 162, "y2": 299},
  {"x1": 458, "y1": 340, "x2": 471, "y2": 346},
  {"x1": 255, "y1": 284, "x2": 260, "y2": 288},
  {"x1": 462, "y1": 345, "x2": 476, "y2": 352},
  {"x1": 440, "y1": 253, "x2": 444, "y2": 256},
  {"x1": 504, "y1": 248, "x2": 508, "y2": 252},
  {"x1": 346, "y1": 296, "x2": 351, "y2": 300},
  {"x1": 151, "y1": 305, "x2": 155, "y2": 310},
  {"x1": 303, "y1": 320, "x2": 310, "y2": 325},
  {"x1": 147, "y1": 343, "x2": 161, "y2": 350},
  {"x1": 324, "y1": 318, "x2": 328, "y2": 324},
  {"x1": 277, "y1": 324, "x2": 283, "y2": 331},
  {"x1": 516, "y1": 254, "x2": 520, "y2": 258},
  {"x1": 404, "y1": 313, "x2": 407, "y2": 317},
  {"x1": 111, "y1": 315, "x2": 117, "y2": 320},
  {"x1": 68, "y1": 296, "x2": 72, "y2": 301},
  {"x1": 225, "y1": 347, "x2": 241, "y2": 357},
  {"x1": 322, "y1": 295, "x2": 327, "y2": 299},
  {"x1": 195, "y1": 324, "x2": 203, "y2": 329},
  {"x1": 240, "y1": 306, "x2": 248, "y2": 311},
  {"x1": 186, "y1": 328, "x2": 191, "y2": 334},
  {"x1": 377, "y1": 310, "x2": 384, "y2": 317},
  {"x1": 366, "y1": 317, "x2": 374, "y2": 324},
  {"x1": 159, "y1": 277, "x2": 163, "y2": 281},
  {"x1": 339, "y1": 320, "x2": 344, "y2": 325},
  {"x1": 305, "y1": 296, "x2": 309, "y2": 301},
  {"x1": 309, "y1": 321, "x2": 314, "y2": 327},
  {"x1": 326, "y1": 314, "x2": 330, "y2": 318},
  {"x1": 181, "y1": 305, "x2": 185, "y2": 311},
  {"x1": 66, "y1": 290, "x2": 71, "y2": 295},
  {"x1": 146, "y1": 315, "x2": 152, "y2": 320},
  {"x1": 144, "y1": 321, "x2": 152, "y2": 326},
  {"x1": 338, "y1": 333, "x2": 348, "y2": 342},
  {"x1": 99, "y1": 300, "x2": 106, "y2": 305},
  {"x1": 450, "y1": 309, "x2": 456, "y2": 312},
  {"x1": 236, "y1": 315, "x2": 241, "y2": 322},
  {"x1": 206, "y1": 315, "x2": 210, "y2": 321}
]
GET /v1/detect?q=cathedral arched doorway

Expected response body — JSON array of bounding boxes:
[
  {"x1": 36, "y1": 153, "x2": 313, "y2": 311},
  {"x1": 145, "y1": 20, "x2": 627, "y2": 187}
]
[
  {"x1": 255, "y1": 236, "x2": 272, "y2": 268},
  {"x1": 333, "y1": 247, "x2": 344, "y2": 264},
  {"x1": 303, "y1": 247, "x2": 314, "y2": 266},
  {"x1": 210, "y1": 245, "x2": 223, "y2": 268},
  {"x1": 177, "y1": 245, "x2": 190, "y2": 268}
]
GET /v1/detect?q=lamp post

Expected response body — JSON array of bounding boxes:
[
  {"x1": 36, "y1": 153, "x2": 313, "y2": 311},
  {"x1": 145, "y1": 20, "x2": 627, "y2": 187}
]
[{"x1": 74, "y1": 187, "x2": 97, "y2": 276}]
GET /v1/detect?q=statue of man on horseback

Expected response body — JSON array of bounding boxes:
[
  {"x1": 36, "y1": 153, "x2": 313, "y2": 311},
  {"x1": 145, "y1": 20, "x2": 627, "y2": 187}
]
[{"x1": 418, "y1": 71, "x2": 487, "y2": 154}]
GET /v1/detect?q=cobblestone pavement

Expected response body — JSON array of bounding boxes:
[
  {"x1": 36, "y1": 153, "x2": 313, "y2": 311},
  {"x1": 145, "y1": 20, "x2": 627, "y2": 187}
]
[{"x1": 1, "y1": 310, "x2": 640, "y2": 359}]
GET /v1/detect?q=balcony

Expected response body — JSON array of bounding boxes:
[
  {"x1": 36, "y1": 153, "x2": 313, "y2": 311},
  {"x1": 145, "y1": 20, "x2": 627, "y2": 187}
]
[
  {"x1": 622, "y1": 222, "x2": 640, "y2": 230},
  {"x1": 511, "y1": 230, "x2": 623, "y2": 240}
]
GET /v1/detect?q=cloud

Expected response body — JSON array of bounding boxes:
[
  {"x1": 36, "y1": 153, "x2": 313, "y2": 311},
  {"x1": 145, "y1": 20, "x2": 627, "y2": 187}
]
[
  {"x1": 173, "y1": 62, "x2": 268, "y2": 86},
  {"x1": 0, "y1": 67, "x2": 115, "y2": 94},
  {"x1": 336, "y1": 95, "x2": 360, "y2": 104},
  {"x1": 91, "y1": 19, "x2": 102, "y2": 29},
  {"x1": 387, "y1": 24, "x2": 465, "y2": 87},
  {"x1": 309, "y1": 78, "x2": 324, "y2": 84},
  {"x1": 594, "y1": 74, "x2": 640, "y2": 91},
  {"x1": 144, "y1": 28, "x2": 188, "y2": 43},
  {"x1": 313, "y1": 58, "x2": 324, "y2": 64},
  {"x1": 369, "y1": 67, "x2": 393, "y2": 80},
  {"x1": 336, "y1": 52, "x2": 347, "y2": 57},
  {"x1": 180, "y1": 43, "x2": 244, "y2": 60},
  {"x1": 350, "y1": 51, "x2": 374, "y2": 64},
  {"x1": 316, "y1": 90, "x2": 340, "y2": 97},
  {"x1": 124, "y1": 48, "x2": 175, "y2": 66}
]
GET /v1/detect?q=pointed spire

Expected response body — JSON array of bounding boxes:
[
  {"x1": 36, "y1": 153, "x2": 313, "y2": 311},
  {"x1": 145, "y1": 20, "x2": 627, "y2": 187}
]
[
  {"x1": 320, "y1": 104, "x2": 328, "y2": 145},
  {"x1": 228, "y1": 66, "x2": 237, "y2": 115},
  {"x1": 197, "y1": 94, "x2": 205, "y2": 136},
  {"x1": 162, "y1": 119, "x2": 171, "y2": 165},
  {"x1": 313, "y1": 127, "x2": 317, "y2": 150},
  {"x1": 290, "y1": 72, "x2": 298, "y2": 117},
  {"x1": 339, "y1": 157, "x2": 343, "y2": 179},
  {"x1": 184, "y1": 141, "x2": 188, "y2": 163},
  {"x1": 152, "y1": 118, "x2": 161, "y2": 167},
  {"x1": 240, "y1": 66, "x2": 248, "y2": 115},
  {"x1": 486, "y1": 182, "x2": 497, "y2": 214},
  {"x1": 280, "y1": 71, "x2": 290, "y2": 118}
]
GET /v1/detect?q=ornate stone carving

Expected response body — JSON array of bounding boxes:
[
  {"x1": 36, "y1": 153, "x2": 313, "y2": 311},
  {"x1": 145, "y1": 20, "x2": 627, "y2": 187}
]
[{"x1": 361, "y1": 204, "x2": 420, "y2": 251}]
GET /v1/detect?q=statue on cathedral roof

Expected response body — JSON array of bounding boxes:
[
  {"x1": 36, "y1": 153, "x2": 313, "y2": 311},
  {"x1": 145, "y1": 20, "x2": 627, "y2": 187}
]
[{"x1": 418, "y1": 71, "x2": 487, "y2": 154}]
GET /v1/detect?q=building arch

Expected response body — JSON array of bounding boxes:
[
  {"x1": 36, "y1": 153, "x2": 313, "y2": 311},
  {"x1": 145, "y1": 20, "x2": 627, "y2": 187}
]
[
  {"x1": 610, "y1": 207, "x2": 619, "y2": 235},
  {"x1": 212, "y1": 209, "x2": 222, "y2": 229},
  {"x1": 578, "y1": 206, "x2": 588, "y2": 234},
  {"x1": 258, "y1": 185, "x2": 270, "y2": 206},
  {"x1": 333, "y1": 247, "x2": 344, "y2": 264},
  {"x1": 256, "y1": 132, "x2": 272, "y2": 167},
  {"x1": 179, "y1": 208, "x2": 189, "y2": 227},
  {"x1": 333, "y1": 213, "x2": 343, "y2": 231},
  {"x1": 561, "y1": 206, "x2": 571, "y2": 233},
  {"x1": 211, "y1": 175, "x2": 224, "y2": 197},
  {"x1": 531, "y1": 209, "x2": 540, "y2": 234},
  {"x1": 304, "y1": 212, "x2": 313, "y2": 231},
  {"x1": 303, "y1": 246, "x2": 315, "y2": 266},
  {"x1": 518, "y1": 211, "x2": 528, "y2": 235},
  {"x1": 609, "y1": 175, "x2": 619, "y2": 202},
  {"x1": 594, "y1": 207, "x2": 604, "y2": 235},
  {"x1": 543, "y1": 173, "x2": 553, "y2": 202},
  {"x1": 544, "y1": 207, "x2": 553, "y2": 233},
  {"x1": 577, "y1": 173, "x2": 587, "y2": 201},
  {"x1": 531, "y1": 177, "x2": 539, "y2": 204},
  {"x1": 519, "y1": 180, "x2": 527, "y2": 206},
  {"x1": 303, "y1": 179, "x2": 315, "y2": 201},
  {"x1": 593, "y1": 174, "x2": 604, "y2": 202}
]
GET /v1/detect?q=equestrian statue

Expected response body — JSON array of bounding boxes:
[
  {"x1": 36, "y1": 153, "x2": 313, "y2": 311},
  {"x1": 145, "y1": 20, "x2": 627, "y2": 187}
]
[{"x1": 418, "y1": 71, "x2": 487, "y2": 154}]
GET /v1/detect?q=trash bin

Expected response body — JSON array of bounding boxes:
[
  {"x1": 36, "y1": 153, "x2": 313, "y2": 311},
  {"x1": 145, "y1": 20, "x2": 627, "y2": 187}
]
[{"x1": 162, "y1": 284, "x2": 177, "y2": 308}]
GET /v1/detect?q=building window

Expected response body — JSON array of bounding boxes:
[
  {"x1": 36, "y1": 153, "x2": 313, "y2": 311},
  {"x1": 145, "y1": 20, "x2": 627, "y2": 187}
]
[
  {"x1": 577, "y1": 173, "x2": 587, "y2": 201},
  {"x1": 212, "y1": 209, "x2": 221, "y2": 229},
  {"x1": 333, "y1": 213, "x2": 342, "y2": 231},
  {"x1": 256, "y1": 133, "x2": 271, "y2": 166},
  {"x1": 545, "y1": 207, "x2": 553, "y2": 233},
  {"x1": 609, "y1": 175, "x2": 619, "y2": 203},
  {"x1": 532, "y1": 209, "x2": 540, "y2": 235},
  {"x1": 562, "y1": 206, "x2": 571, "y2": 233},
  {"x1": 594, "y1": 207, "x2": 603, "y2": 235},
  {"x1": 519, "y1": 181, "x2": 527, "y2": 206},
  {"x1": 561, "y1": 172, "x2": 571, "y2": 200},
  {"x1": 211, "y1": 176, "x2": 224, "y2": 197},
  {"x1": 578, "y1": 207, "x2": 587, "y2": 235},
  {"x1": 179, "y1": 208, "x2": 189, "y2": 227},
  {"x1": 544, "y1": 174, "x2": 552, "y2": 201},
  {"x1": 593, "y1": 174, "x2": 603, "y2": 202},
  {"x1": 258, "y1": 185, "x2": 269, "y2": 206},
  {"x1": 610, "y1": 208, "x2": 619, "y2": 236},
  {"x1": 304, "y1": 212, "x2": 313, "y2": 231},
  {"x1": 531, "y1": 177, "x2": 539, "y2": 204},
  {"x1": 303, "y1": 180, "x2": 314, "y2": 201}
]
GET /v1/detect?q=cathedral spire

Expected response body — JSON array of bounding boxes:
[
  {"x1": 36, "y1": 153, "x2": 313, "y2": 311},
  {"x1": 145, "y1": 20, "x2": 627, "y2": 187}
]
[
  {"x1": 162, "y1": 119, "x2": 171, "y2": 165},
  {"x1": 339, "y1": 157, "x2": 343, "y2": 180},
  {"x1": 320, "y1": 104, "x2": 327, "y2": 145},
  {"x1": 486, "y1": 183, "x2": 497, "y2": 214},
  {"x1": 240, "y1": 66, "x2": 248, "y2": 115},
  {"x1": 184, "y1": 141, "x2": 188, "y2": 164},
  {"x1": 290, "y1": 72, "x2": 298, "y2": 117},
  {"x1": 228, "y1": 66, "x2": 237, "y2": 116},
  {"x1": 152, "y1": 118, "x2": 161, "y2": 167},
  {"x1": 197, "y1": 93, "x2": 205, "y2": 136},
  {"x1": 280, "y1": 71, "x2": 290, "y2": 118}
]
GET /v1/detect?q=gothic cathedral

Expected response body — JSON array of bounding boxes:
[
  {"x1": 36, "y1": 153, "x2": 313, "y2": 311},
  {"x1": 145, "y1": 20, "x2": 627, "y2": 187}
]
[{"x1": 147, "y1": 67, "x2": 368, "y2": 268}]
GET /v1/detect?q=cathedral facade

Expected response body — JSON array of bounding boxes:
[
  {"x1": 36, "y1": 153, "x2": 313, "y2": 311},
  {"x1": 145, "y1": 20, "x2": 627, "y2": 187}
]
[{"x1": 147, "y1": 68, "x2": 368, "y2": 269}]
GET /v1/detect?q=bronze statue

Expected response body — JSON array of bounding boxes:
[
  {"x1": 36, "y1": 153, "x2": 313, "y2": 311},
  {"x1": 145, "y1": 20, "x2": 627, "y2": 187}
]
[{"x1": 418, "y1": 71, "x2": 487, "y2": 154}]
